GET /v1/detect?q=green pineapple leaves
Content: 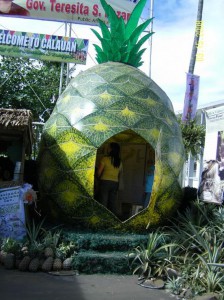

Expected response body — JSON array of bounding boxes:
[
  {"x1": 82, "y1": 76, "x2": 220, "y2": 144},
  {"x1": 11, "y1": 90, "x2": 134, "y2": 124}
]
[
  {"x1": 125, "y1": 0, "x2": 150, "y2": 39},
  {"x1": 92, "y1": 0, "x2": 154, "y2": 67}
]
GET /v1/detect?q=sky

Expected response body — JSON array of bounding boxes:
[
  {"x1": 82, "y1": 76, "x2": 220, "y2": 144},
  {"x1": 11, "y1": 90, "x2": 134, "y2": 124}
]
[{"x1": 0, "y1": 0, "x2": 223, "y2": 113}]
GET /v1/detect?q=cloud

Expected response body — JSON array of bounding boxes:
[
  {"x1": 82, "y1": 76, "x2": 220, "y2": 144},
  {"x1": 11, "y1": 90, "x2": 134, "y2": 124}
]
[
  {"x1": 140, "y1": 0, "x2": 224, "y2": 111},
  {"x1": 0, "y1": 0, "x2": 223, "y2": 113}
]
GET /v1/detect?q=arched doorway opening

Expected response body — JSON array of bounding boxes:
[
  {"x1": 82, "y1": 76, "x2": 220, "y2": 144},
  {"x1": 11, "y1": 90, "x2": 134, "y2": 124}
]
[{"x1": 94, "y1": 130, "x2": 155, "y2": 221}]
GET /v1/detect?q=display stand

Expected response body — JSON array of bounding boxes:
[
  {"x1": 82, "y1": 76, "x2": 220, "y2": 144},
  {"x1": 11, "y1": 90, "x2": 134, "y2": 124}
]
[{"x1": 0, "y1": 183, "x2": 26, "y2": 240}]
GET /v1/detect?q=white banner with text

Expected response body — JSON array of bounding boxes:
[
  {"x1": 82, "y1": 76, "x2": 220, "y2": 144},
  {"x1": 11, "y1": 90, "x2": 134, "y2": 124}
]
[
  {"x1": 198, "y1": 106, "x2": 224, "y2": 204},
  {"x1": 0, "y1": 0, "x2": 150, "y2": 26}
]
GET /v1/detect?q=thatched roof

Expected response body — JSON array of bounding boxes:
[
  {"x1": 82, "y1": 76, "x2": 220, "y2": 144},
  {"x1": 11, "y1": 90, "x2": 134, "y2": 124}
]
[
  {"x1": 0, "y1": 108, "x2": 33, "y2": 129},
  {"x1": 0, "y1": 108, "x2": 34, "y2": 155}
]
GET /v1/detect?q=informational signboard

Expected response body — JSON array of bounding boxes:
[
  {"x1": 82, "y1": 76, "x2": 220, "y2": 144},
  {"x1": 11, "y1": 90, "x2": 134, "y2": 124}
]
[
  {"x1": 0, "y1": 29, "x2": 89, "y2": 63},
  {"x1": 0, "y1": 0, "x2": 150, "y2": 25},
  {"x1": 198, "y1": 106, "x2": 224, "y2": 204},
  {"x1": 0, "y1": 186, "x2": 26, "y2": 240},
  {"x1": 203, "y1": 106, "x2": 224, "y2": 160}
]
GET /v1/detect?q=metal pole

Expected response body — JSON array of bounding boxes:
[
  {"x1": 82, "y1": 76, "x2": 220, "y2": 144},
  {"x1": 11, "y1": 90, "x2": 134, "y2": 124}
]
[
  {"x1": 59, "y1": 62, "x2": 64, "y2": 96},
  {"x1": 149, "y1": 0, "x2": 154, "y2": 78},
  {"x1": 59, "y1": 22, "x2": 68, "y2": 96},
  {"x1": 66, "y1": 23, "x2": 72, "y2": 86},
  {"x1": 198, "y1": 109, "x2": 205, "y2": 187}
]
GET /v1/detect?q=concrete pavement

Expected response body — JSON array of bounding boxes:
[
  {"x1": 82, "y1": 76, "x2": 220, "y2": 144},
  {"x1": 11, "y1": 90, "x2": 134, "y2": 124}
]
[{"x1": 0, "y1": 265, "x2": 175, "y2": 300}]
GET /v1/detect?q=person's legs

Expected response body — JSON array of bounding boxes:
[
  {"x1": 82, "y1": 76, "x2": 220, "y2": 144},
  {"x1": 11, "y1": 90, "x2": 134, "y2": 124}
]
[
  {"x1": 108, "y1": 181, "x2": 119, "y2": 215},
  {"x1": 99, "y1": 180, "x2": 110, "y2": 208},
  {"x1": 99, "y1": 180, "x2": 119, "y2": 214}
]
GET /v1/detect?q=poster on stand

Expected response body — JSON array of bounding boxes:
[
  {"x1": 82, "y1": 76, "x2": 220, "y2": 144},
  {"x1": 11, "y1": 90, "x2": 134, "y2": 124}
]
[
  {"x1": 198, "y1": 106, "x2": 224, "y2": 204},
  {"x1": 0, "y1": 186, "x2": 26, "y2": 240}
]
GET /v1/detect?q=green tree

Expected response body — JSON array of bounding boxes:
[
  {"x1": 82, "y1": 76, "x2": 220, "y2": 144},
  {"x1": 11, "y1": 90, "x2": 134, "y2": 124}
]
[
  {"x1": 0, "y1": 56, "x2": 67, "y2": 121},
  {"x1": 178, "y1": 118, "x2": 205, "y2": 158}
]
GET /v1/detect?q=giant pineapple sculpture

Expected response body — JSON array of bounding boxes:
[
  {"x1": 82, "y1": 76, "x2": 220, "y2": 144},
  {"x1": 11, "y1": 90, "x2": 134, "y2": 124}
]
[{"x1": 38, "y1": 0, "x2": 185, "y2": 232}]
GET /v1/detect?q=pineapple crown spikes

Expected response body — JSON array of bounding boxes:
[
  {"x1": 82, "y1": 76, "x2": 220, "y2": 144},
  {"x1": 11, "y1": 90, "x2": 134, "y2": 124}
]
[{"x1": 91, "y1": 0, "x2": 154, "y2": 68}]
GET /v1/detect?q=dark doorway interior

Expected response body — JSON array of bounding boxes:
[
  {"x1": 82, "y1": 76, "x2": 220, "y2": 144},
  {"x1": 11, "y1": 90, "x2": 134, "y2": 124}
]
[{"x1": 94, "y1": 130, "x2": 155, "y2": 221}]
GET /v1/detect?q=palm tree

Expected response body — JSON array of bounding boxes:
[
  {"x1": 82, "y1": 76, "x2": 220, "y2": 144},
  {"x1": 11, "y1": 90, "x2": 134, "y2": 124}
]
[
  {"x1": 183, "y1": 0, "x2": 204, "y2": 187},
  {"x1": 188, "y1": 0, "x2": 204, "y2": 74}
]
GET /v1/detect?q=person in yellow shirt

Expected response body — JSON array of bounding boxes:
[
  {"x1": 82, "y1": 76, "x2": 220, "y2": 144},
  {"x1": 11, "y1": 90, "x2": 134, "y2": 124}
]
[{"x1": 97, "y1": 142, "x2": 123, "y2": 215}]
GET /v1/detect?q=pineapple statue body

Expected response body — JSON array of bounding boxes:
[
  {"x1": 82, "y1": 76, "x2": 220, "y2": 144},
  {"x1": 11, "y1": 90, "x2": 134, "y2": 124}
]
[{"x1": 38, "y1": 0, "x2": 185, "y2": 232}]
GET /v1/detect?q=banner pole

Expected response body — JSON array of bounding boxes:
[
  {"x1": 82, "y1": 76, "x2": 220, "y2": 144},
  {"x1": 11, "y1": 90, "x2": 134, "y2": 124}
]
[
  {"x1": 59, "y1": 22, "x2": 68, "y2": 96},
  {"x1": 66, "y1": 23, "x2": 72, "y2": 86},
  {"x1": 59, "y1": 62, "x2": 64, "y2": 96}
]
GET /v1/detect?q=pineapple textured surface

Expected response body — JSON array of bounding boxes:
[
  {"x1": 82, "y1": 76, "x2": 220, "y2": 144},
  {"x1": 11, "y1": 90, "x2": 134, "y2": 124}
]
[{"x1": 38, "y1": 0, "x2": 185, "y2": 231}]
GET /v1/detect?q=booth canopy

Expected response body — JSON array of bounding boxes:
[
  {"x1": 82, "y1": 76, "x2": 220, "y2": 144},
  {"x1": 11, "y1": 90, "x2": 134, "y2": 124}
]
[{"x1": 0, "y1": 108, "x2": 33, "y2": 155}]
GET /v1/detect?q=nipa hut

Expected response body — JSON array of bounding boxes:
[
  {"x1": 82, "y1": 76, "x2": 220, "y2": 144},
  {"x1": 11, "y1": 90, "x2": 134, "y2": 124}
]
[{"x1": 0, "y1": 108, "x2": 33, "y2": 186}]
